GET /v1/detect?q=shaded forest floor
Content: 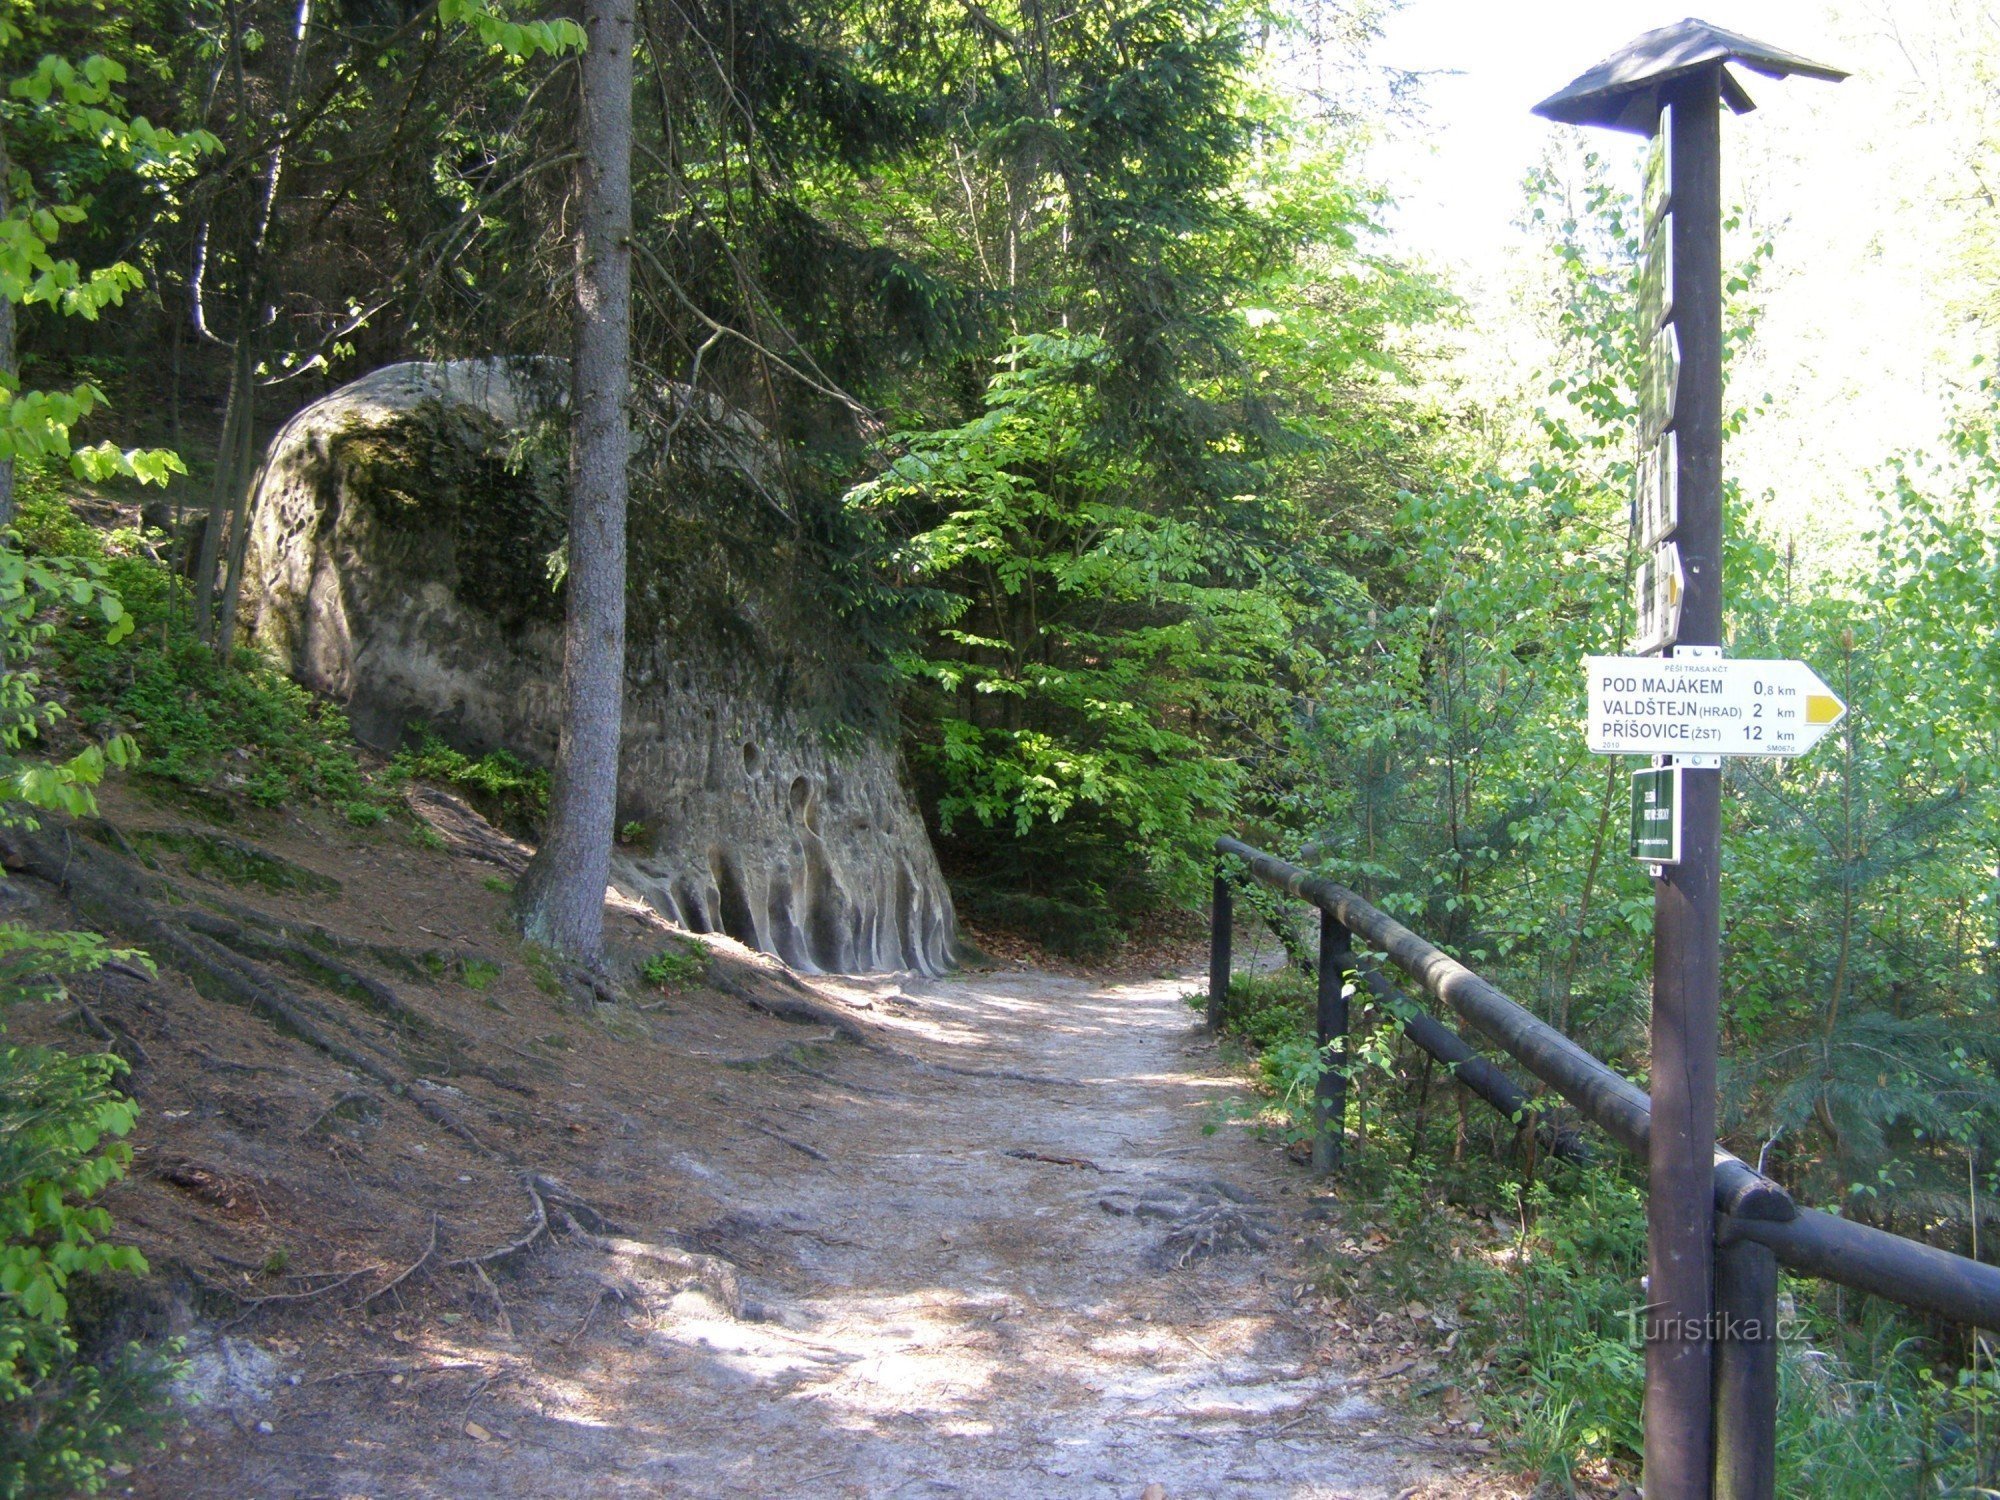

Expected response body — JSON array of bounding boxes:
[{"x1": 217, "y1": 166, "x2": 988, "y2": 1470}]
[{"x1": 5, "y1": 778, "x2": 1519, "y2": 1498}]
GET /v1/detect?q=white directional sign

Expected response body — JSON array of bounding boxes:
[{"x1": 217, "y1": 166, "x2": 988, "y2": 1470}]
[
  {"x1": 1639, "y1": 219, "x2": 1674, "y2": 334},
  {"x1": 1639, "y1": 324, "x2": 1681, "y2": 444},
  {"x1": 1631, "y1": 542, "x2": 1684, "y2": 655},
  {"x1": 1585, "y1": 655, "x2": 1847, "y2": 757},
  {"x1": 1633, "y1": 431, "x2": 1678, "y2": 549}
]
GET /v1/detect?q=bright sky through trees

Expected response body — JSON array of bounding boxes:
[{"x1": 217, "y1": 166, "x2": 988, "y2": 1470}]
[
  {"x1": 1367, "y1": 1, "x2": 1978, "y2": 566},
  {"x1": 1369, "y1": 1, "x2": 1838, "y2": 271}
]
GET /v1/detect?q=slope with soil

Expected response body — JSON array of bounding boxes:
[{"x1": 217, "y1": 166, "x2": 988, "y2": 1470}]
[{"x1": 4, "y1": 780, "x2": 1515, "y2": 1498}]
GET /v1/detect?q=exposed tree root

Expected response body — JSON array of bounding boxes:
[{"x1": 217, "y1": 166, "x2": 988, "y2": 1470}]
[
  {"x1": 415, "y1": 1092, "x2": 498, "y2": 1157},
  {"x1": 299, "y1": 1089, "x2": 381, "y2": 1139},
  {"x1": 561, "y1": 1224, "x2": 746, "y2": 1319},
  {"x1": 68, "y1": 997, "x2": 151, "y2": 1066},
  {"x1": 404, "y1": 785, "x2": 530, "y2": 873},
  {"x1": 1004, "y1": 1148, "x2": 1102, "y2": 1172},
  {"x1": 182, "y1": 908, "x2": 444, "y2": 1039},
  {"x1": 7, "y1": 821, "x2": 542, "y2": 1111},
  {"x1": 446, "y1": 1173, "x2": 550, "y2": 1269},
  {"x1": 196, "y1": 1265, "x2": 377, "y2": 1329},
  {"x1": 470, "y1": 1261, "x2": 514, "y2": 1338},
  {"x1": 185, "y1": 1171, "x2": 636, "y2": 1328},
  {"x1": 531, "y1": 1172, "x2": 622, "y2": 1235},
  {"x1": 900, "y1": 1056, "x2": 1076, "y2": 1088},
  {"x1": 362, "y1": 1213, "x2": 441, "y2": 1308},
  {"x1": 4, "y1": 824, "x2": 409, "y2": 1085},
  {"x1": 170, "y1": 926, "x2": 405, "y2": 1085},
  {"x1": 704, "y1": 964, "x2": 873, "y2": 1045},
  {"x1": 774, "y1": 1052, "x2": 899, "y2": 1099},
  {"x1": 750, "y1": 1122, "x2": 830, "y2": 1163}
]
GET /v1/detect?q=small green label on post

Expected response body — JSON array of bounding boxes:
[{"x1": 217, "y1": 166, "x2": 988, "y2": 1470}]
[{"x1": 1630, "y1": 765, "x2": 1681, "y2": 864}]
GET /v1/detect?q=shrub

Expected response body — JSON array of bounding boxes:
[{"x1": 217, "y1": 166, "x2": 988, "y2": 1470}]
[
  {"x1": 640, "y1": 941, "x2": 705, "y2": 990},
  {"x1": 0, "y1": 944, "x2": 173, "y2": 1498},
  {"x1": 39, "y1": 535, "x2": 383, "y2": 814},
  {"x1": 386, "y1": 732, "x2": 549, "y2": 838},
  {"x1": 0, "y1": 521, "x2": 178, "y2": 1490}
]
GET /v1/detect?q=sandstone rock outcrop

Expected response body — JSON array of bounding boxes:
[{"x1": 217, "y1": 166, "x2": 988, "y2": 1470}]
[{"x1": 244, "y1": 358, "x2": 955, "y2": 974}]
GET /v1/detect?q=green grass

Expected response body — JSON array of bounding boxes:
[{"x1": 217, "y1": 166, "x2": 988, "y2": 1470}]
[
  {"x1": 640, "y1": 940, "x2": 706, "y2": 990},
  {"x1": 458, "y1": 958, "x2": 502, "y2": 991}
]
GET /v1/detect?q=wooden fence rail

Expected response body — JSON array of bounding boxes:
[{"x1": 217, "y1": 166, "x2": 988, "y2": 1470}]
[{"x1": 1212, "y1": 836, "x2": 2000, "y2": 1500}]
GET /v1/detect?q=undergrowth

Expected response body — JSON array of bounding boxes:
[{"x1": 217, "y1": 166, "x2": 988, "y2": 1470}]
[
  {"x1": 640, "y1": 940, "x2": 705, "y2": 990},
  {"x1": 384, "y1": 732, "x2": 548, "y2": 838},
  {"x1": 1205, "y1": 959, "x2": 2000, "y2": 1495},
  {"x1": 19, "y1": 493, "x2": 386, "y2": 822},
  {"x1": 22, "y1": 489, "x2": 554, "y2": 841},
  {"x1": 1, "y1": 491, "x2": 183, "y2": 1491}
]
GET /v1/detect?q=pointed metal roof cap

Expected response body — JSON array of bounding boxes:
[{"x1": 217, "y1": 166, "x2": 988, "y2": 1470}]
[{"x1": 1532, "y1": 18, "x2": 1846, "y2": 134}]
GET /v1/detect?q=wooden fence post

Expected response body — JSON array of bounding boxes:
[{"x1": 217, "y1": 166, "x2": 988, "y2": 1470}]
[
  {"x1": 1312, "y1": 908, "x2": 1352, "y2": 1174},
  {"x1": 1208, "y1": 870, "x2": 1231, "y2": 1032},
  {"x1": 1713, "y1": 1234, "x2": 1780, "y2": 1500}
]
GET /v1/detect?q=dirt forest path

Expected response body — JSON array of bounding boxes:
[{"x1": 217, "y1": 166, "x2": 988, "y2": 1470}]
[{"x1": 155, "y1": 956, "x2": 1515, "y2": 1499}]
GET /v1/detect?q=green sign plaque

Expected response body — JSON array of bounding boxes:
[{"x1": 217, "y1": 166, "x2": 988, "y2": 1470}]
[{"x1": 1630, "y1": 764, "x2": 1681, "y2": 864}]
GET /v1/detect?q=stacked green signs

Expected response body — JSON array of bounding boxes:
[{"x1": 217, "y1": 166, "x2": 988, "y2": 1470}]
[{"x1": 1633, "y1": 112, "x2": 1682, "y2": 656}]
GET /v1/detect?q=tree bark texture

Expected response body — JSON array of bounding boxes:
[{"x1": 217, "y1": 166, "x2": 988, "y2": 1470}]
[{"x1": 512, "y1": 0, "x2": 634, "y2": 965}]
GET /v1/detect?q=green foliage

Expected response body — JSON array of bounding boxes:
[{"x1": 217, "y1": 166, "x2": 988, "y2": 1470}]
[
  {"x1": 0, "y1": 13, "x2": 213, "y2": 488},
  {"x1": 0, "y1": 551, "x2": 135, "y2": 827},
  {"x1": 438, "y1": 0, "x2": 583, "y2": 64},
  {"x1": 1200, "y1": 968, "x2": 1345, "y2": 1146},
  {"x1": 1209, "y1": 968, "x2": 1312, "y2": 1053},
  {"x1": 1241, "y1": 148, "x2": 2000, "y2": 1488},
  {"x1": 1467, "y1": 1172, "x2": 1648, "y2": 1483},
  {"x1": 851, "y1": 334, "x2": 1290, "y2": 914},
  {"x1": 0, "y1": 928, "x2": 170, "y2": 1498},
  {"x1": 8, "y1": 486, "x2": 381, "y2": 812},
  {"x1": 0, "y1": 514, "x2": 171, "y2": 1489},
  {"x1": 639, "y1": 941, "x2": 705, "y2": 990},
  {"x1": 386, "y1": 732, "x2": 548, "y2": 839},
  {"x1": 51, "y1": 554, "x2": 377, "y2": 811}
]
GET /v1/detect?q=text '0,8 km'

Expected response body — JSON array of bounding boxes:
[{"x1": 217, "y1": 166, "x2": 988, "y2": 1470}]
[{"x1": 1583, "y1": 655, "x2": 1847, "y2": 757}]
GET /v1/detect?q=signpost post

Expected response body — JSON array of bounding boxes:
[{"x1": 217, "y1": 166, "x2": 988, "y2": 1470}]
[{"x1": 1536, "y1": 24, "x2": 1844, "y2": 1500}]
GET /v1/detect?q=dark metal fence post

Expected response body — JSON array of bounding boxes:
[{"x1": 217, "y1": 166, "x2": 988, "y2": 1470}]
[
  {"x1": 1208, "y1": 869, "x2": 1231, "y2": 1031},
  {"x1": 1713, "y1": 1235, "x2": 1780, "y2": 1500},
  {"x1": 1312, "y1": 908, "x2": 1352, "y2": 1174}
]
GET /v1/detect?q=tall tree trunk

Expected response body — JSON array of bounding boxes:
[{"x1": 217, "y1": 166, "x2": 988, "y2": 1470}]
[
  {"x1": 198, "y1": 0, "x2": 313, "y2": 649},
  {"x1": 212, "y1": 364, "x2": 267, "y2": 655},
  {"x1": 512, "y1": 0, "x2": 634, "y2": 966},
  {"x1": 192, "y1": 335, "x2": 253, "y2": 637}
]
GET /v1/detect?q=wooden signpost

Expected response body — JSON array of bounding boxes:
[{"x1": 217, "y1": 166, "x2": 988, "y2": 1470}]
[{"x1": 1536, "y1": 23, "x2": 1845, "y2": 1500}]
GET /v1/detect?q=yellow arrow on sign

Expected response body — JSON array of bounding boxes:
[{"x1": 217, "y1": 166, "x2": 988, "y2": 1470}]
[{"x1": 1806, "y1": 694, "x2": 1844, "y2": 726}]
